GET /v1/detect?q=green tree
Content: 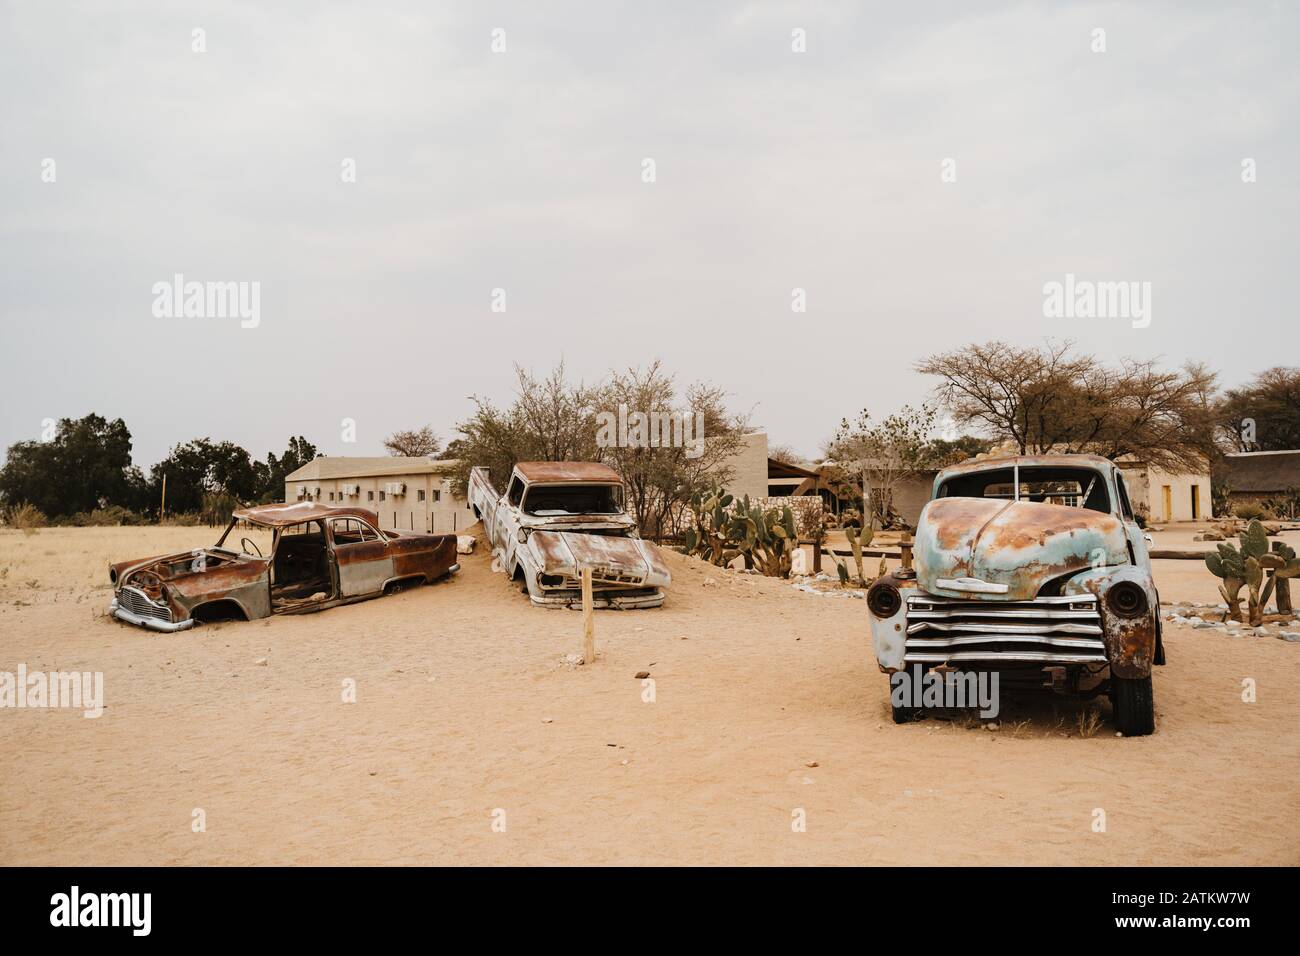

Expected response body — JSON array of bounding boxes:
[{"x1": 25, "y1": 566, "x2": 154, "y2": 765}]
[{"x1": 0, "y1": 414, "x2": 143, "y2": 518}]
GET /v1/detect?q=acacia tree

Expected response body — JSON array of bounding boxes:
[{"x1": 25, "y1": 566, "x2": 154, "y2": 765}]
[
  {"x1": 448, "y1": 361, "x2": 748, "y2": 537},
  {"x1": 383, "y1": 426, "x2": 442, "y2": 458},
  {"x1": 597, "y1": 362, "x2": 749, "y2": 538},
  {"x1": 916, "y1": 340, "x2": 1218, "y2": 471},
  {"x1": 448, "y1": 362, "x2": 603, "y2": 496},
  {"x1": 1216, "y1": 367, "x2": 1300, "y2": 451}
]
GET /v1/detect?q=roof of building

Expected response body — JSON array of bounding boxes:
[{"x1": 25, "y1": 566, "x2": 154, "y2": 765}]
[
  {"x1": 233, "y1": 501, "x2": 381, "y2": 528},
  {"x1": 514, "y1": 461, "x2": 622, "y2": 483},
  {"x1": 768, "y1": 458, "x2": 820, "y2": 480},
  {"x1": 1222, "y1": 449, "x2": 1300, "y2": 493},
  {"x1": 285, "y1": 456, "x2": 461, "y2": 482}
]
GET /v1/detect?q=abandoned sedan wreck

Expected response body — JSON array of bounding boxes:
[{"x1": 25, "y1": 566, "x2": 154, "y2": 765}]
[
  {"x1": 468, "y1": 461, "x2": 671, "y2": 608},
  {"x1": 108, "y1": 502, "x2": 459, "y2": 631},
  {"x1": 866, "y1": 455, "x2": 1164, "y2": 736}
]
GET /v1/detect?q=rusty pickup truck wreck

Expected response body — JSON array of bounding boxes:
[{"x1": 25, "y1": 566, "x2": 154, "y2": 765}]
[
  {"x1": 867, "y1": 455, "x2": 1164, "y2": 736},
  {"x1": 468, "y1": 461, "x2": 671, "y2": 608},
  {"x1": 108, "y1": 502, "x2": 459, "y2": 631}
]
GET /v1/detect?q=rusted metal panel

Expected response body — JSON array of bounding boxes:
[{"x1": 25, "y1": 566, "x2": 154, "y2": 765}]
[
  {"x1": 232, "y1": 501, "x2": 382, "y2": 528},
  {"x1": 513, "y1": 461, "x2": 622, "y2": 483},
  {"x1": 914, "y1": 497, "x2": 1128, "y2": 602},
  {"x1": 527, "y1": 531, "x2": 670, "y2": 589},
  {"x1": 386, "y1": 531, "x2": 458, "y2": 582},
  {"x1": 473, "y1": 459, "x2": 671, "y2": 608},
  {"x1": 1063, "y1": 566, "x2": 1157, "y2": 678},
  {"x1": 870, "y1": 456, "x2": 1161, "y2": 692},
  {"x1": 108, "y1": 506, "x2": 458, "y2": 632}
]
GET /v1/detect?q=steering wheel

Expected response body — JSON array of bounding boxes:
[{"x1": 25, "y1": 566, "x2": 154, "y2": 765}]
[{"x1": 240, "y1": 537, "x2": 263, "y2": 557}]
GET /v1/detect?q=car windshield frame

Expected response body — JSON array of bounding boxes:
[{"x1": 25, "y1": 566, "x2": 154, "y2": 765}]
[
  {"x1": 937, "y1": 465, "x2": 1113, "y2": 514},
  {"x1": 520, "y1": 481, "x2": 626, "y2": 516}
]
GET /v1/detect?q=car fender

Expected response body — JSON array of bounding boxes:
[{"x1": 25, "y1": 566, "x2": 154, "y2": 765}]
[{"x1": 1062, "y1": 565, "x2": 1158, "y2": 679}]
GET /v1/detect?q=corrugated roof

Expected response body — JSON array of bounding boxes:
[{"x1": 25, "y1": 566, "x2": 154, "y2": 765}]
[
  {"x1": 285, "y1": 457, "x2": 461, "y2": 482},
  {"x1": 1222, "y1": 450, "x2": 1300, "y2": 493}
]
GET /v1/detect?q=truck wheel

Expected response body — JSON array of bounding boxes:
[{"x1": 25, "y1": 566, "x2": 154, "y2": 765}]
[{"x1": 1112, "y1": 676, "x2": 1155, "y2": 736}]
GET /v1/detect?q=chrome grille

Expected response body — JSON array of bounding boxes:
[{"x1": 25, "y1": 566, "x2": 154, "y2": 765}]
[
  {"x1": 117, "y1": 586, "x2": 173, "y2": 623},
  {"x1": 904, "y1": 593, "x2": 1105, "y2": 665}
]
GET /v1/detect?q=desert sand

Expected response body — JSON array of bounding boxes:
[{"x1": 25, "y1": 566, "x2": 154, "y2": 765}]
[{"x1": 1, "y1": 524, "x2": 1297, "y2": 866}]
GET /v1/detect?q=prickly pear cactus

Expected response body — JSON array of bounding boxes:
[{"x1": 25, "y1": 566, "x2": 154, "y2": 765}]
[
  {"x1": 1205, "y1": 538, "x2": 1248, "y2": 622},
  {"x1": 681, "y1": 488, "x2": 800, "y2": 578}
]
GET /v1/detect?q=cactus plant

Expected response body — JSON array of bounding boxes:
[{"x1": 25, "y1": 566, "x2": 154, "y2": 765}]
[
  {"x1": 1262, "y1": 541, "x2": 1300, "y2": 615},
  {"x1": 680, "y1": 487, "x2": 800, "y2": 578},
  {"x1": 1205, "y1": 541, "x2": 1248, "y2": 623},
  {"x1": 844, "y1": 522, "x2": 874, "y2": 586},
  {"x1": 1205, "y1": 520, "x2": 1299, "y2": 623}
]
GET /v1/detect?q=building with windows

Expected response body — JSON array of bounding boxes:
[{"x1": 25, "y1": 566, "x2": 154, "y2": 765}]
[{"x1": 283, "y1": 457, "x2": 475, "y2": 533}]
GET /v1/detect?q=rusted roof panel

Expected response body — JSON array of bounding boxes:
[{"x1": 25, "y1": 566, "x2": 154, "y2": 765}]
[
  {"x1": 514, "y1": 461, "x2": 622, "y2": 483},
  {"x1": 937, "y1": 454, "x2": 1114, "y2": 481},
  {"x1": 232, "y1": 501, "x2": 382, "y2": 527}
]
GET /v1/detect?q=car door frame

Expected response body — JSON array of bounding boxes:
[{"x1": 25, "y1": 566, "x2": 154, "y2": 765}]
[{"x1": 328, "y1": 515, "x2": 395, "y2": 598}]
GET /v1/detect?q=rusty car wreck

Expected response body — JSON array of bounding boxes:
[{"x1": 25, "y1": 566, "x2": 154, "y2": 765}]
[
  {"x1": 468, "y1": 461, "x2": 671, "y2": 608},
  {"x1": 866, "y1": 454, "x2": 1164, "y2": 736},
  {"x1": 108, "y1": 502, "x2": 459, "y2": 631}
]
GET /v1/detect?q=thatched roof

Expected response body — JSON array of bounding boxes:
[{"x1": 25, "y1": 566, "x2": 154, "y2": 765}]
[{"x1": 1222, "y1": 451, "x2": 1300, "y2": 494}]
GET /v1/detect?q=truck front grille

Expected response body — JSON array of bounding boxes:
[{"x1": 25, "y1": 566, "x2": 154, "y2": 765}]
[
  {"x1": 117, "y1": 586, "x2": 174, "y2": 623},
  {"x1": 904, "y1": 593, "x2": 1105, "y2": 665}
]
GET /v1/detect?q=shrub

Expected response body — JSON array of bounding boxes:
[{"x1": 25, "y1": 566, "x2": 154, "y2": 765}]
[
  {"x1": 5, "y1": 503, "x2": 47, "y2": 533},
  {"x1": 159, "y1": 511, "x2": 203, "y2": 526},
  {"x1": 65, "y1": 505, "x2": 143, "y2": 527},
  {"x1": 1233, "y1": 501, "x2": 1274, "y2": 521}
]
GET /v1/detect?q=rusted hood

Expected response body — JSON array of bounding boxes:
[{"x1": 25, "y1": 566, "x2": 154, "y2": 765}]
[
  {"x1": 527, "y1": 531, "x2": 671, "y2": 588},
  {"x1": 914, "y1": 497, "x2": 1128, "y2": 601}
]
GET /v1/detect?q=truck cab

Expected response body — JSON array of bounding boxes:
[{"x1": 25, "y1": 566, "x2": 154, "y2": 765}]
[{"x1": 468, "y1": 461, "x2": 671, "y2": 609}]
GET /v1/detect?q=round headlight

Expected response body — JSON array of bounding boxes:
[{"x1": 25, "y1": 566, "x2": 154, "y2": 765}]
[
  {"x1": 867, "y1": 581, "x2": 902, "y2": 618},
  {"x1": 1107, "y1": 580, "x2": 1148, "y2": 618}
]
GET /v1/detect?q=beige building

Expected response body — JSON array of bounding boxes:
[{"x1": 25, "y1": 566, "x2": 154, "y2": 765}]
[
  {"x1": 284, "y1": 457, "x2": 476, "y2": 533},
  {"x1": 1118, "y1": 460, "x2": 1212, "y2": 523},
  {"x1": 722, "y1": 433, "x2": 772, "y2": 501}
]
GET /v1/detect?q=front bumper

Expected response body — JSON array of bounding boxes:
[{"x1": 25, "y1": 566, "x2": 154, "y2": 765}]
[
  {"x1": 109, "y1": 597, "x2": 195, "y2": 633},
  {"x1": 530, "y1": 587, "x2": 666, "y2": 610}
]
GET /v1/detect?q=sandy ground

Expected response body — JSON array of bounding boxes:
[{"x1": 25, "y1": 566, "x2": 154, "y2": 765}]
[{"x1": 1, "y1": 524, "x2": 1297, "y2": 866}]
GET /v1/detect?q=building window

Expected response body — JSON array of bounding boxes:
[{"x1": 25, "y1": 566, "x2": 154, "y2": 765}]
[
  {"x1": 379, "y1": 491, "x2": 386, "y2": 502},
  {"x1": 328, "y1": 492, "x2": 334, "y2": 501},
  {"x1": 417, "y1": 490, "x2": 426, "y2": 502},
  {"x1": 432, "y1": 490, "x2": 441, "y2": 503},
  {"x1": 367, "y1": 490, "x2": 374, "y2": 502}
]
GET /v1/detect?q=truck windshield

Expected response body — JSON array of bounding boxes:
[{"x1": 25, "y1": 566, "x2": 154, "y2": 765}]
[
  {"x1": 939, "y1": 466, "x2": 1111, "y2": 513},
  {"x1": 523, "y1": 483, "x2": 624, "y2": 516}
]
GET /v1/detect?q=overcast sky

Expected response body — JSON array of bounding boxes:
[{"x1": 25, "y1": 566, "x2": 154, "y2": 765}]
[{"x1": 2, "y1": 1, "x2": 1296, "y2": 468}]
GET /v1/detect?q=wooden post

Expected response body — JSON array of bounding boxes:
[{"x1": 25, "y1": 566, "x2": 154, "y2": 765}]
[
  {"x1": 581, "y1": 566, "x2": 595, "y2": 664},
  {"x1": 900, "y1": 532, "x2": 914, "y2": 572},
  {"x1": 812, "y1": 532, "x2": 822, "y2": 574},
  {"x1": 160, "y1": 473, "x2": 167, "y2": 522}
]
